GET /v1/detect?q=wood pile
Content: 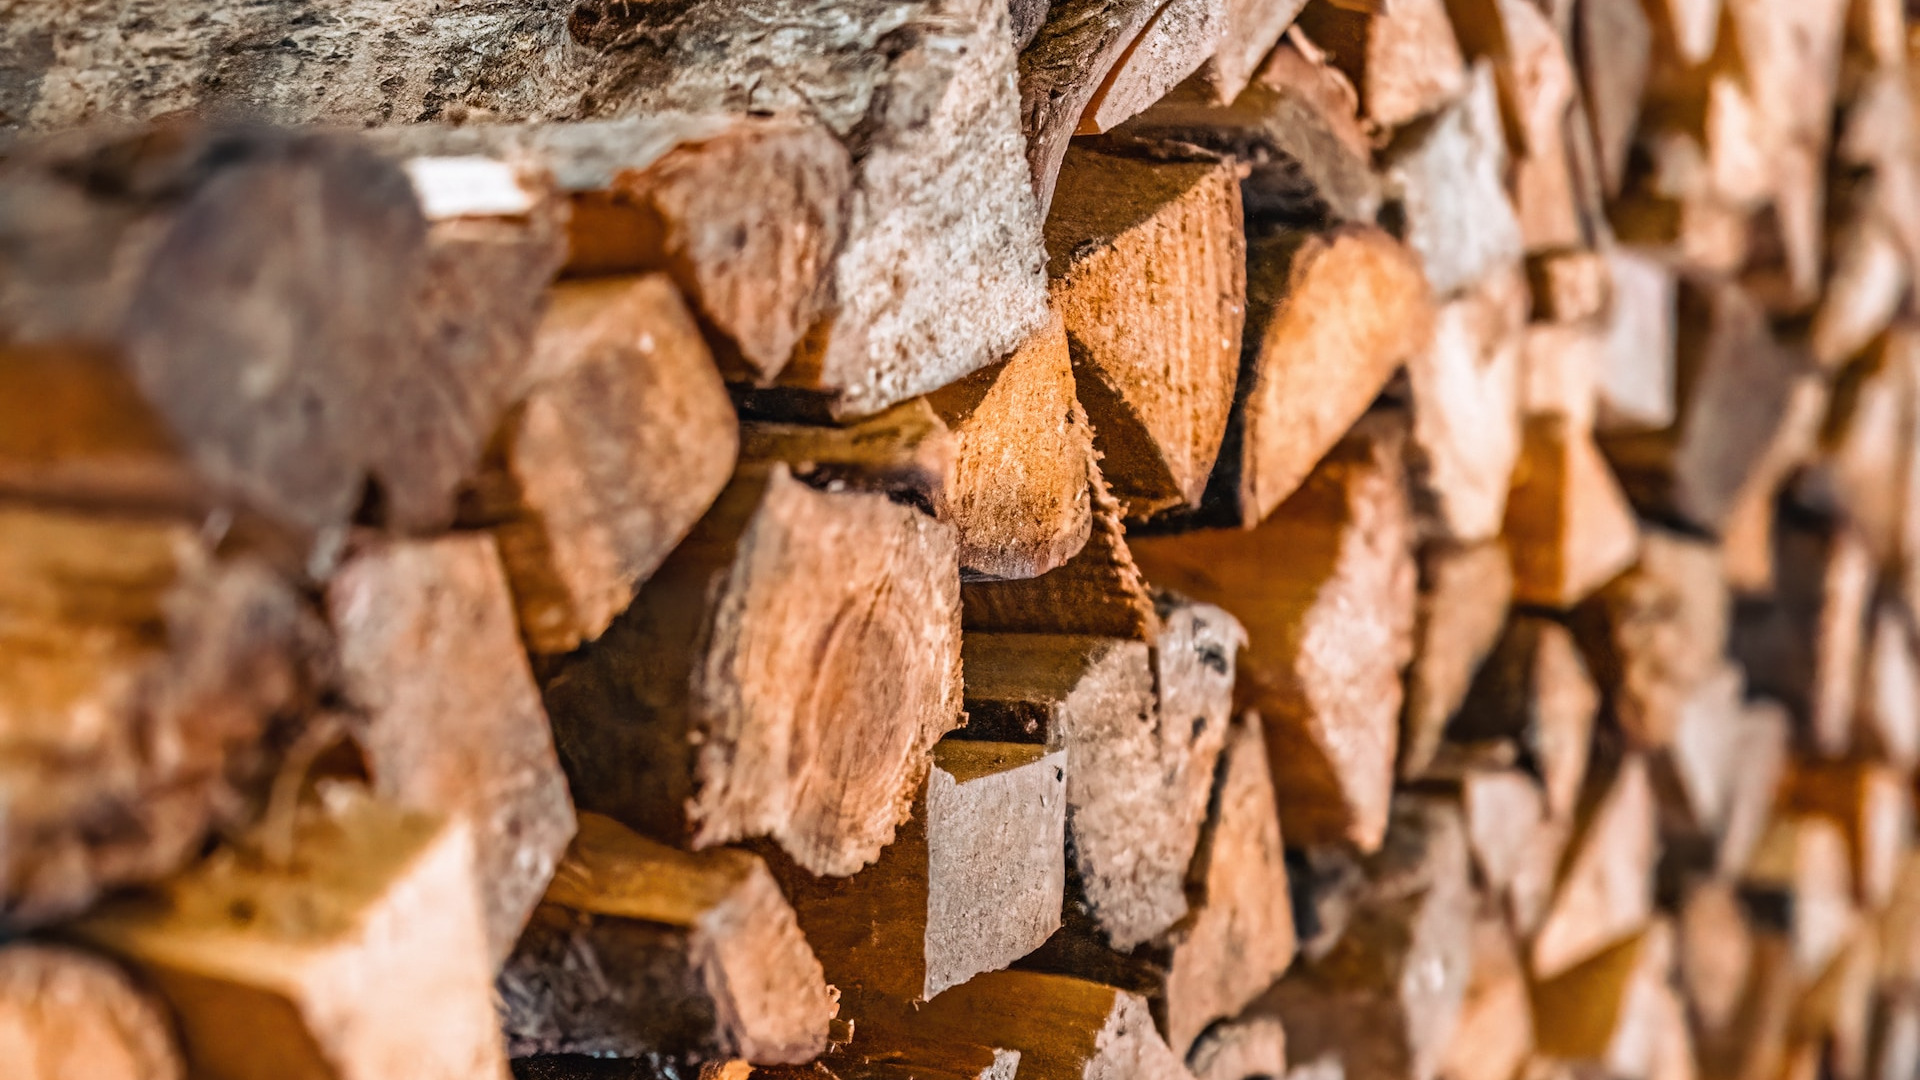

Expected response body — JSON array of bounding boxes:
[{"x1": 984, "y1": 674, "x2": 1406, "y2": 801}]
[{"x1": 5, "y1": 2, "x2": 1920, "y2": 1079}]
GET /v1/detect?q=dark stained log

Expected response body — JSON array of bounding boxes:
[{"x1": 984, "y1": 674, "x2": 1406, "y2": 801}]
[
  {"x1": 1266, "y1": 798, "x2": 1476, "y2": 1080},
  {"x1": 1121, "y1": 39, "x2": 1384, "y2": 228},
  {"x1": 459, "y1": 275, "x2": 738, "y2": 655},
  {"x1": 0, "y1": 506, "x2": 318, "y2": 928},
  {"x1": 0, "y1": 123, "x2": 562, "y2": 536},
  {"x1": 1401, "y1": 541, "x2": 1515, "y2": 780},
  {"x1": 776, "y1": 740, "x2": 1068, "y2": 1005},
  {"x1": 325, "y1": 533, "x2": 578, "y2": 967},
  {"x1": 75, "y1": 790, "x2": 507, "y2": 1080},
  {"x1": 963, "y1": 463, "x2": 1161, "y2": 641},
  {"x1": 500, "y1": 814, "x2": 835, "y2": 1064},
  {"x1": 1208, "y1": 226, "x2": 1432, "y2": 526},
  {"x1": 1379, "y1": 63, "x2": 1526, "y2": 298},
  {"x1": 544, "y1": 464, "x2": 963, "y2": 878},
  {"x1": 1134, "y1": 416, "x2": 1417, "y2": 852},
  {"x1": 1294, "y1": 0, "x2": 1469, "y2": 132},
  {"x1": 927, "y1": 311, "x2": 1099, "y2": 580},
  {"x1": 0, "y1": 944, "x2": 185, "y2": 1080},
  {"x1": 371, "y1": 117, "x2": 849, "y2": 381},
  {"x1": 1044, "y1": 145, "x2": 1247, "y2": 520}
]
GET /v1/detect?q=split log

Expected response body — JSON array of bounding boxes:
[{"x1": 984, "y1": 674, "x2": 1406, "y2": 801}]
[
  {"x1": 1017, "y1": 0, "x2": 1169, "y2": 211},
  {"x1": 1532, "y1": 754, "x2": 1659, "y2": 980},
  {"x1": 1133, "y1": 416, "x2": 1418, "y2": 851},
  {"x1": 1729, "y1": 518, "x2": 1875, "y2": 757},
  {"x1": 1207, "y1": 226, "x2": 1432, "y2": 526},
  {"x1": 1857, "y1": 602, "x2": 1920, "y2": 771},
  {"x1": 1811, "y1": 208, "x2": 1910, "y2": 372},
  {"x1": 0, "y1": 944, "x2": 185, "y2": 1080},
  {"x1": 1504, "y1": 414, "x2": 1642, "y2": 609},
  {"x1": 371, "y1": 117, "x2": 849, "y2": 379},
  {"x1": 1120, "y1": 39, "x2": 1383, "y2": 228},
  {"x1": 1679, "y1": 879, "x2": 1755, "y2": 1034},
  {"x1": 1869, "y1": 997, "x2": 1920, "y2": 1080},
  {"x1": 326, "y1": 534, "x2": 577, "y2": 966},
  {"x1": 1188, "y1": 1013, "x2": 1289, "y2": 1080},
  {"x1": 458, "y1": 275, "x2": 738, "y2": 655},
  {"x1": 499, "y1": 814, "x2": 834, "y2": 1064},
  {"x1": 1743, "y1": 815, "x2": 1859, "y2": 976},
  {"x1": 927, "y1": 311, "x2": 1099, "y2": 580},
  {"x1": 1266, "y1": 798, "x2": 1475, "y2": 1080},
  {"x1": 963, "y1": 464, "x2": 1160, "y2": 640},
  {"x1": 1794, "y1": 925, "x2": 1878, "y2": 1080},
  {"x1": 1530, "y1": 922, "x2": 1677, "y2": 1079},
  {"x1": 75, "y1": 791, "x2": 506, "y2": 1080},
  {"x1": 1594, "y1": 249, "x2": 1680, "y2": 435},
  {"x1": 1782, "y1": 763, "x2": 1915, "y2": 908},
  {"x1": 0, "y1": 506, "x2": 316, "y2": 927},
  {"x1": 1527, "y1": 249, "x2": 1612, "y2": 325},
  {"x1": 1648, "y1": 664, "x2": 1746, "y2": 854},
  {"x1": 1575, "y1": 0, "x2": 1654, "y2": 196},
  {"x1": 1718, "y1": 376, "x2": 1830, "y2": 594},
  {"x1": 1715, "y1": 700, "x2": 1794, "y2": 877},
  {"x1": 1571, "y1": 526, "x2": 1729, "y2": 748},
  {"x1": 959, "y1": 632, "x2": 1221, "y2": 949},
  {"x1": 1405, "y1": 263, "x2": 1529, "y2": 542},
  {"x1": 738, "y1": 401, "x2": 956, "y2": 511},
  {"x1": 1294, "y1": 0, "x2": 1470, "y2": 132},
  {"x1": 544, "y1": 463, "x2": 963, "y2": 878},
  {"x1": 896, "y1": 970, "x2": 1194, "y2": 1080},
  {"x1": 1801, "y1": 336, "x2": 1917, "y2": 561},
  {"x1": 777, "y1": 740, "x2": 1067, "y2": 1006},
  {"x1": 1044, "y1": 145, "x2": 1247, "y2": 519},
  {"x1": 1381, "y1": 63, "x2": 1527, "y2": 297},
  {"x1": 1882, "y1": 855, "x2": 1920, "y2": 989},
  {"x1": 1438, "y1": 912, "x2": 1534, "y2": 1080},
  {"x1": 1600, "y1": 280, "x2": 1814, "y2": 534},
  {"x1": 0, "y1": 123, "x2": 562, "y2": 535},
  {"x1": 1521, "y1": 322, "x2": 1605, "y2": 432},
  {"x1": 1017, "y1": 715, "x2": 1296, "y2": 1057},
  {"x1": 1695, "y1": 933, "x2": 1800, "y2": 1080},
  {"x1": 1188, "y1": 0, "x2": 1314, "y2": 104},
  {"x1": 1448, "y1": 763, "x2": 1566, "y2": 934},
  {"x1": 1454, "y1": 616, "x2": 1599, "y2": 821},
  {"x1": 1080, "y1": 0, "x2": 1230, "y2": 135},
  {"x1": 1402, "y1": 541, "x2": 1516, "y2": 779}
]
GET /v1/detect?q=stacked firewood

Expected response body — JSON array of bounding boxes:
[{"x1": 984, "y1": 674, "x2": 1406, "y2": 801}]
[{"x1": 3, "y1": 1, "x2": 1919, "y2": 1079}]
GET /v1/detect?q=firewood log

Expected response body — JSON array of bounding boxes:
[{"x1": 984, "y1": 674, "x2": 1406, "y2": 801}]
[
  {"x1": 1448, "y1": 0, "x2": 1583, "y2": 251},
  {"x1": 892, "y1": 970, "x2": 1196, "y2": 1080},
  {"x1": 1438, "y1": 913, "x2": 1535, "y2": 1080},
  {"x1": 775, "y1": 740, "x2": 1068, "y2": 1006},
  {"x1": 544, "y1": 464, "x2": 962, "y2": 878},
  {"x1": 1648, "y1": 664, "x2": 1746, "y2": 857},
  {"x1": 1265, "y1": 798, "x2": 1476, "y2": 1080},
  {"x1": 1782, "y1": 763, "x2": 1915, "y2": 909},
  {"x1": 1017, "y1": 715, "x2": 1297, "y2": 1057},
  {"x1": 1454, "y1": 615, "x2": 1599, "y2": 821},
  {"x1": 926, "y1": 311, "x2": 1099, "y2": 580},
  {"x1": 1812, "y1": 209, "x2": 1910, "y2": 372},
  {"x1": 326, "y1": 533, "x2": 577, "y2": 966},
  {"x1": 1744, "y1": 815, "x2": 1859, "y2": 977},
  {"x1": 1017, "y1": 0, "x2": 1170, "y2": 212},
  {"x1": 1532, "y1": 754, "x2": 1659, "y2": 980},
  {"x1": 1696, "y1": 933, "x2": 1802, "y2": 1080},
  {"x1": 1574, "y1": 0, "x2": 1653, "y2": 197},
  {"x1": 1867, "y1": 995, "x2": 1920, "y2": 1080},
  {"x1": 1405, "y1": 263, "x2": 1529, "y2": 542},
  {"x1": 1134, "y1": 416, "x2": 1418, "y2": 852},
  {"x1": 75, "y1": 790, "x2": 507, "y2": 1080},
  {"x1": 0, "y1": 507, "x2": 317, "y2": 927},
  {"x1": 0, "y1": 123, "x2": 562, "y2": 535},
  {"x1": 1730, "y1": 517, "x2": 1875, "y2": 757},
  {"x1": 1801, "y1": 337, "x2": 1918, "y2": 561},
  {"x1": 1593, "y1": 249, "x2": 1680, "y2": 435},
  {"x1": 499, "y1": 814, "x2": 835, "y2": 1064},
  {"x1": 1504, "y1": 414, "x2": 1642, "y2": 609},
  {"x1": 739, "y1": 401, "x2": 957, "y2": 513},
  {"x1": 1188, "y1": 1012, "x2": 1289, "y2": 1080},
  {"x1": 1880, "y1": 854, "x2": 1920, "y2": 989},
  {"x1": 963, "y1": 464, "x2": 1160, "y2": 640},
  {"x1": 1719, "y1": 376, "x2": 1831, "y2": 594},
  {"x1": 457, "y1": 275, "x2": 738, "y2": 655},
  {"x1": 368, "y1": 118, "x2": 849, "y2": 380},
  {"x1": 1120, "y1": 39, "x2": 1383, "y2": 228},
  {"x1": 1522, "y1": 322, "x2": 1606, "y2": 432},
  {"x1": 1080, "y1": 0, "x2": 1231, "y2": 135},
  {"x1": 1381, "y1": 63, "x2": 1527, "y2": 298},
  {"x1": 1437, "y1": 760, "x2": 1566, "y2": 933},
  {"x1": 960, "y1": 632, "x2": 1222, "y2": 949},
  {"x1": 0, "y1": 944, "x2": 185, "y2": 1080},
  {"x1": 1571, "y1": 526, "x2": 1729, "y2": 748},
  {"x1": 1207, "y1": 227, "x2": 1432, "y2": 526},
  {"x1": 1856, "y1": 601, "x2": 1920, "y2": 771},
  {"x1": 1530, "y1": 922, "x2": 1677, "y2": 1080},
  {"x1": 1527, "y1": 250, "x2": 1612, "y2": 325},
  {"x1": 1294, "y1": 0, "x2": 1470, "y2": 132},
  {"x1": 1188, "y1": 0, "x2": 1314, "y2": 104},
  {"x1": 1402, "y1": 541, "x2": 1515, "y2": 779},
  {"x1": 1795, "y1": 925, "x2": 1878, "y2": 1080},
  {"x1": 1044, "y1": 145, "x2": 1247, "y2": 519},
  {"x1": 1715, "y1": 701, "x2": 1794, "y2": 878},
  {"x1": 1679, "y1": 879, "x2": 1756, "y2": 1034}
]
